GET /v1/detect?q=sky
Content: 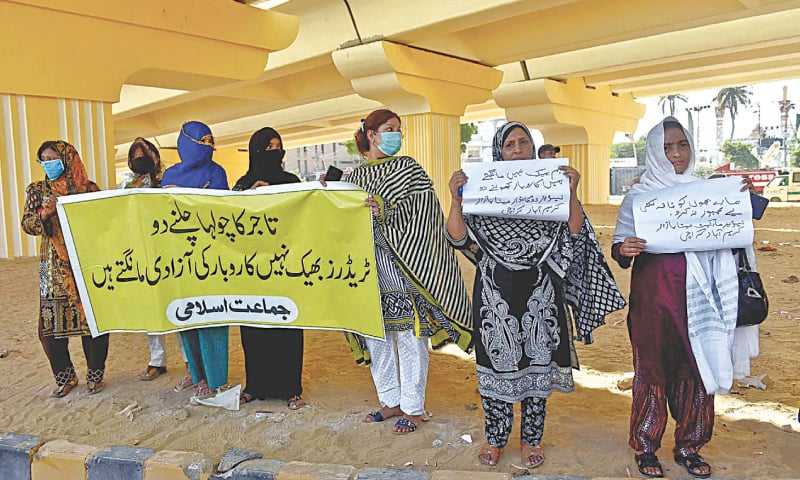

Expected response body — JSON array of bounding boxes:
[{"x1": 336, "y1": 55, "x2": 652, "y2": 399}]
[{"x1": 625, "y1": 79, "x2": 800, "y2": 155}]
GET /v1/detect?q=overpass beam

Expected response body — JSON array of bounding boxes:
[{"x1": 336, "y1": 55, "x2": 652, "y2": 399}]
[
  {"x1": 0, "y1": 0, "x2": 297, "y2": 258},
  {"x1": 333, "y1": 41, "x2": 503, "y2": 210},
  {"x1": 494, "y1": 79, "x2": 645, "y2": 204}
]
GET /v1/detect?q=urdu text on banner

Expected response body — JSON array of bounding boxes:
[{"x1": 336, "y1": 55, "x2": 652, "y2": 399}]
[
  {"x1": 461, "y1": 159, "x2": 570, "y2": 221},
  {"x1": 56, "y1": 183, "x2": 384, "y2": 339},
  {"x1": 632, "y1": 177, "x2": 754, "y2": 253}
]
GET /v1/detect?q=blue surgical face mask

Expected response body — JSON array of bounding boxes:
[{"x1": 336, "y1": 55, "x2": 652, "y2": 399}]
[
  {"x1": 377, "y1": 131, "x2": 402, "y2": 156},
  {"x1": 41, "y1": 159, "x2": 65, "y2": 180}
]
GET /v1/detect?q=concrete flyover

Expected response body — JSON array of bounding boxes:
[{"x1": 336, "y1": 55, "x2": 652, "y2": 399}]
[{"x1": 3, "y1": 0, "x2": 800, "y2": 257}]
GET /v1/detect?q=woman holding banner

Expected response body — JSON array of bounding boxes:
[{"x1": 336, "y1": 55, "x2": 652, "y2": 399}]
[
  {"x1": 233, "y1": 127, "x2": 306, "y2": 410},
  {"x1": 325, "y1": 108, "x2": 473, "y2": 435},
  {"x1": 446, "y1": 122, "x2": 625, "y2": 468},
  {"x1": 161, "y1": 121, "x2": 230, "y2": 399},
  {"x1": 612, "y1": 117, "x2": 757, "y2": 478},
  {"x1": 118, "y1": 138, "x2": 178, "y2": 383},
  {"x1": 22, "y1": 140, "x2": 110, "y2": 397}
]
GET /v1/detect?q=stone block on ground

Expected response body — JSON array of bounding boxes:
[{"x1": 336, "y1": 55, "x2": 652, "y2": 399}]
[
  {"x1": 355, "y1": 468, "x2": 430, "y2": 480},
  {"x1": 32, "y1": 439, "x2": 99, "y2": 480},
  {"x1": 87, "y1": 446, "x2": 155, "y2": 480},
  {"x1": 0, "y1": 432, "x2": 43, "y2": 480},
  {"x1": 144, "y1": 449, "x2": 212, "y2": 480},
  {"x1": 214, "y1": 459, "x2": 284, "y2": 480},
  {"x1": 277, "y1": 461, "x2": 357, "y2": 479},
  {"x1": 432, "y1": 471, "x2": 510, "y2": 480}
]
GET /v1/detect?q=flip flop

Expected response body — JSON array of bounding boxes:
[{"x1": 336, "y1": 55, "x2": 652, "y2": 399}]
[
  {"x1": 364, "y1": 410, "x2": 385, "y2": 423},
  {"x1": 139, "y1": 366, "x2": 167, "y2": 381},
  {"x1": 392, "y1": 417, "x2": 417, "y2": 435},
  {"x1": 478, "y1": 445, "x2": 503, "y2": 466},
  {"x1": 173, "y1": 375, "x2": 193, "y2": 392},
  {"x1": 523, "y1": 445, "x2": 545, "y2": 469},
  {"x1": 240, "y1": 392, "x2": 255, "y2": 404},
  {"x1": 51, "y1": 376, "x2": 78, "y2": 398},
  {"x1": 288, "y1": 395, "x2": 306, "y2": 410}
]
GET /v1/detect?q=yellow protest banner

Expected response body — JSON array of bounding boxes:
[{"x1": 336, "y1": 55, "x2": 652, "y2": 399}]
[{"x1": 56, "y1": 183, "x2": 384, "y2": 339}]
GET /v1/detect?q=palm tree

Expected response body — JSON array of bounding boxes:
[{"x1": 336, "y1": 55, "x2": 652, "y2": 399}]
[
  {"x1": 658, "y1": 94, "x2": 688, "y2": 116},
  {"x1": 715, "y1": 87, "x2": 752, "y2": 140}
]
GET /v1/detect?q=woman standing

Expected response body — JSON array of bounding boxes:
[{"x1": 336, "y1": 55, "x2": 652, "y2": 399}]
[
  {"x1": 161, "y1": 121, "x2": 230, "y2": 398},
  {"x1": 234, "y1": 127, "x2": 305, "y2": 410},
  {"x1": 118, "y1": 137, "x2": 176, "y2": 382},
  {"x1": 333, "y1": 109, "x2": 473, "y2": 434},
  {"x1": 613, "y1": 117, "x2": 756, "y2": 478},
  {"x1": 446, "y1": 122, "x2": 625, "y2": 468},
  {"x1": 22, "y1": 140, "x2": 110, "y2": 397}
]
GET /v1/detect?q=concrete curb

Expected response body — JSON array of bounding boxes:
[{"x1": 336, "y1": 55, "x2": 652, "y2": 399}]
[{"x1": 3, "y1": 432, "x2": 799, "y2": 480}]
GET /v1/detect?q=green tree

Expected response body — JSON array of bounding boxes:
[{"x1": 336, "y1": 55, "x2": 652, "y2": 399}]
[
  {"x1": 789, "y1": 136, "x2": 800, "y2": 167},
  {"x1": 715, "y1": 86, "x2": 752, "y2": 140},
  {"x1": 460, "y1": 123, "x2": 478, "y2": 153},
  {"x1": 610, "y1": 137, "x2": 647, "y2": 165},
  {"x1": 658, "y1": 94, "x2": 688, "y2": 116},
  {"x1": 720, "y1": 140, "x2": 759, "y2": 169},
  {"x1": 344, "y1": 139, "x2": 359, "y2": 156}
]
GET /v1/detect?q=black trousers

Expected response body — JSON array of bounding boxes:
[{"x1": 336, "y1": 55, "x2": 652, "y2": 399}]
[{"x1": 39, "y1": 325, "x2": 109, "y2": 385}]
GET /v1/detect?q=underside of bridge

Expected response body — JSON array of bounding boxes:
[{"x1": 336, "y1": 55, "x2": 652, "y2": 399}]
[{"x1": 2, "y1": 0, "x2": 800, "y2": 256}]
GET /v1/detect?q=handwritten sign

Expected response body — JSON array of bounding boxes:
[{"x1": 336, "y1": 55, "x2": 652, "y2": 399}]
[
  {"x1": 56, "y1": 183, "x2": 384, "y2": 339},
  {"x1": 632, "y1": 177, "x2": 753, "y2": 253},
  {"x1": 461, "y1": 159, "x2": 570, "y2": 221}
]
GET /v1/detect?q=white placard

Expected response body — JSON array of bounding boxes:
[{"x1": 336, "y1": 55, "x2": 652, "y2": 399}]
[
  {"x1": 461, "y1": 159, "x2": 570, "y2": 221},
  {"x1": 632, "y1": 177, "x2": 753, "y2": 253}
]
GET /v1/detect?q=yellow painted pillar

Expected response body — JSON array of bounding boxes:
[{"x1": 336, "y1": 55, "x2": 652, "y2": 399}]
[
  {"x1": 495, "y1": 79, "x2": 645, "y2": 205},
  {"x1": 0, "y1": 0, "x2": 298, "y2": 258},
  {"x1": 557, "y1": 144, "x2": 615, "y2": 204},
  {"x1": 399, "y1": 113, "x2": 462, "y2": 209},
  {"x1": 333, "y1": 41, "x2": 503, "y2": 211},
  {"x1": 0, "y1": 95, "x2": 114, "y2": 258}
]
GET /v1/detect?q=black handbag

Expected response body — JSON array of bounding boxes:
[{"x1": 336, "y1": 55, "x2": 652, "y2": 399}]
[{"x1": 735, "y1": 249, "x2": 768, "y2": 327}]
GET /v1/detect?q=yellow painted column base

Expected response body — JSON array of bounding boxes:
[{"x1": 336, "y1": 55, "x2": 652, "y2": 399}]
[
  {"x1": 559, "y1": 144, "x2": 612, "y2": 205},
  {"x1": 400, "y1": 113, "x2": 461, "y2": 212}
]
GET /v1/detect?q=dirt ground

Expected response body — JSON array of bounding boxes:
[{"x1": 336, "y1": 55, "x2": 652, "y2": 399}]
[{"x1": 1, "y1": 205, "x2": 798, "y2": 479}]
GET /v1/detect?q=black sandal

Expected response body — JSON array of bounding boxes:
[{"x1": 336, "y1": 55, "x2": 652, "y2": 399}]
[
  {"x1": 635, "y1": 453, "x2": 664, "y2": 478},
  {"x1": 675, "y1": 452, "x2": 711, "y2": 478},
  {"x1": 364, "y1": 410, "x2": 385, "y2": 423}
]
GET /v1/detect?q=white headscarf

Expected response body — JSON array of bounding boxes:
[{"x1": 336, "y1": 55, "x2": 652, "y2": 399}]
[
  {"x1": 614, "y1": 117, "x2": 750, "y2": 394},
  {"x1": 614, "y1": 116, "x2": 697, "y2": 243}
]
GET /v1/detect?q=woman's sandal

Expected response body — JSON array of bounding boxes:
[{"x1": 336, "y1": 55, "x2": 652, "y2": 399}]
[
  {"x1": 87, "y1": 381, "x2": 104, "y2": 395},
  {"x1": 522, "y1": 444, "x2": 545, "y2": 469},
  {"x1": 478, "y1": 444, "x2": 503, "y2": 466},
  {"x1": 364, "y1": 410, "x2": 385, "y2": 423},
  {"x1": 392, "y1": 417, "x2": 418, "y2": 435},
  {"x1": 139, "y1": 366, "x2": 166, "y2": 381},
  {"x1": 240, "y1": 392, "x2": 255, "y2": 404},
  {"x1": 50, "y1": 376, "x2": 78, "y2": 398},
  {"x1": 173, "y1": 375, "x2": 193, "y2": 392},
  {"x1": 194, "y1": 380, "x2": 212, "y2": 398},
  {"x1": 674, "y1": 452, "x2": 711, "y2": 478},
  {"x1": 635, "y1": 453, "x2": 665, "y2": 478},
  {"x1": 287, "y1": 395, "x2": 306, "y2": 410}
]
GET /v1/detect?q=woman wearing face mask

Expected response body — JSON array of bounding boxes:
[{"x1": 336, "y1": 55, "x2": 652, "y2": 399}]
[
  {"x1": 22, "y1": 141, "x2": 110, "y2": 397},
  {"x1": 118, "y1": 138, "x2": 182, "y2": 383},
  {"x1": 325, "y1": 109, "x2": 473, "y2": 434},
  {"x1": 233, "y1": 127, "x2": 306, "y2": 410},
  {"x1": 446, "y1": 122, "x2": 625, "y2": 468},
  {"x1": 613, "y1": 118, "x2": 756, "y2": 479},
  {"x1": 161, "y1": 121, "x2": 230, "y2": 398}
]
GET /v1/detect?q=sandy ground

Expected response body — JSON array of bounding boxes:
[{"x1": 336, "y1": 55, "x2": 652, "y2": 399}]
[{"x1": 1, "y1": 205, "x2": 798, "y2": 479}]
